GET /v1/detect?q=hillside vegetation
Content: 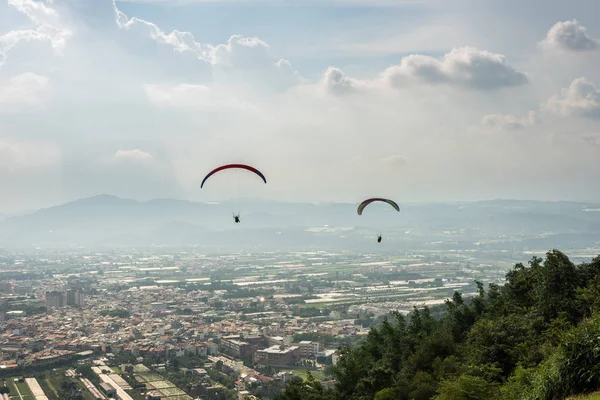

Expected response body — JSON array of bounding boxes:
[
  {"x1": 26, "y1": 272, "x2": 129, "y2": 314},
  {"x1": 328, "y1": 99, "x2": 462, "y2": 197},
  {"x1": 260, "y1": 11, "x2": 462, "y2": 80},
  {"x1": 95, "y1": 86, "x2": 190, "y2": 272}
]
[{"x1": 278, "y1": 250, "x2": 600, "y2": 400}]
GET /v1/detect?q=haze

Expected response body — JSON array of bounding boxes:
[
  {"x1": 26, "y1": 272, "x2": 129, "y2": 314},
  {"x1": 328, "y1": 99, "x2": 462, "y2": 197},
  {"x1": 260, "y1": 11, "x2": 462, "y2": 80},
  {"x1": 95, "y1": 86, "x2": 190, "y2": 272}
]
[{"x1": 1, "y1": 0, "x2": 600, "y2": 213}]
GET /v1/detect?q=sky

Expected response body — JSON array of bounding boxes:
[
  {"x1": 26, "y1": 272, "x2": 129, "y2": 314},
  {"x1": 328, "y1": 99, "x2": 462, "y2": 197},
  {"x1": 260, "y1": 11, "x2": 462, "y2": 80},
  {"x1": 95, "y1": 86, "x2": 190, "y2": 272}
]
[{"x1": 1, "y1": 0, "x2": 600, "y2": 212}]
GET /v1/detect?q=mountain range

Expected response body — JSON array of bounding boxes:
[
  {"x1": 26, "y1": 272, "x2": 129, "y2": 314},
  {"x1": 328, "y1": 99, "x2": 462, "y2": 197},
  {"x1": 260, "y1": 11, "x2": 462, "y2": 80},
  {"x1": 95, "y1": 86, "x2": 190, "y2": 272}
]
[{"x1": 1, "y1": 195, "x2": 599, "y2": 251}]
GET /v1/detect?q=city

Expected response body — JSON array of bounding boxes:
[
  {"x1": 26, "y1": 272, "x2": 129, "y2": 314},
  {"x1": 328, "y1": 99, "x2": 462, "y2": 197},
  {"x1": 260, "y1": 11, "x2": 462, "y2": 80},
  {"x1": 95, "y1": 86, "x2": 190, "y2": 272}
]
[{"x1": 0, "y1": 244, "x2": 553, "y2": 400}]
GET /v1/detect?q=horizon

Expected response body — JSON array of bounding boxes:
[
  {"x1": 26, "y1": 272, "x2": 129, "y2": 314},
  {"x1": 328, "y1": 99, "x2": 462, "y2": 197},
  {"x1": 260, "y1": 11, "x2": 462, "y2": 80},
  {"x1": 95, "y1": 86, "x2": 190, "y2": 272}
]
[{"x1": 3, "y1": 193, "x2": 600, "y2": 216}]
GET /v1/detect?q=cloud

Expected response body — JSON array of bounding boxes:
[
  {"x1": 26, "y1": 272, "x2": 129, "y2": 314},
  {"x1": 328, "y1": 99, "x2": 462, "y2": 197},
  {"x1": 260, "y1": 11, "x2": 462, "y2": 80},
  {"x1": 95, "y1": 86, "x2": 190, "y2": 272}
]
[
  {"x1": 0, "y1": 139, "x2": 62, "y2": 211},
  {"x1": 143, "y1": 83, "x2": 264, "y2": 118},
  {"x1": 113, "y1": 148, "x2": 155, "y2": 164},
  {"x1": 145, "y1": 83, "x2": 210, "y2": 106},
  {"x1": 208, "y1": 35, "x2": 301, "y2": 91},
  {"x1": 113, "y1": 0, "x2": 207, "y2": 60},
  {"x1": 321, "y1": 67, "x2": 363, "y2": 96},
  {"x1": 482, "y1": 110, "x2": 540, "y2": 130},
  {"x1": 0, "y1": 72, "x2": 49, "y2": 113},
  {"x1": 8, "y1": 0, "x2": 60, "y2": 27},
  {"x1": 113, "y1": 3, "x2": 300, "y2": 90},
  {"x1": 209, "y1": 35, "x2": 271, "y2": 68},
  {"x1": 546, "y1": 78, "x2": 600, "y2": 118},
  {"x1": 541, "y1": 19, "x2": 599, "y2": 52},
  {"x1": 382, "y1": 47, "x2": 529, "y2": 90},
  {"x1": 0, "y1": 140, "x2": 60, "y2": 170},
  {"x1": 482, "y1": 77, "x2": 600, "y2": 129},
  {"x1": 383, "y1": 155, "x2": 409, "y2": 168},
  {"x1": 0, "y1": 0, "x2": 71, "y2": 67}
]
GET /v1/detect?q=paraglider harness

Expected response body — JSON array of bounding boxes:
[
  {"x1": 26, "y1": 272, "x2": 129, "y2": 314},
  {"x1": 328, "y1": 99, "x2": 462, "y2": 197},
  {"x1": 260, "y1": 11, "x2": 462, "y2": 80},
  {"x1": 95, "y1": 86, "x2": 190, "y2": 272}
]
[
  {"x1": 377, "y1": 234, "x2": 382, "y2": 243},
  {"x1": 233, "y1": 213, "x2": 241, "y2": 223}
]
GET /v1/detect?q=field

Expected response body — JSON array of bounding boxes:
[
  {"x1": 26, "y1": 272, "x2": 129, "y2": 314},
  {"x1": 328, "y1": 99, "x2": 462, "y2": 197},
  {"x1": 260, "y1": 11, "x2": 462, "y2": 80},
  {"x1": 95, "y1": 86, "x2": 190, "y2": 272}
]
[
  {"x1": 4, "y1": 378, "x2": 33, "y2": 399},
  {"x1": 286, "y1": 369, "x2": 326, "y2": 381},
  {"x1": 138, "y1": 373, "x2": 163, "y2": 382},
  {"x1": 147, "y1": 380, "x2": 175, "y2": 390},
  {"x1": 159, "y1": 387, "x2": 187, "y2": 396}
]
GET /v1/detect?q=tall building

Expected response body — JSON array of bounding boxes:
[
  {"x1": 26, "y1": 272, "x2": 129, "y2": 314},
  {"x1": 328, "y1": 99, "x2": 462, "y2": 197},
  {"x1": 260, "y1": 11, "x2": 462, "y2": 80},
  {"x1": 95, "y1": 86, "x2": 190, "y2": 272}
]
[
  {"x1": 296, "y1": 341, "x2": 320, "y2": 359},
  {"x1": 66, "y1": 289, "x2": 85, "y2": 307},
  {"x1": 254, "y1": 345, "x2": 299, "y2": 367},
  {"x1": 45, "y1": 291, "x2": 67, "y2": 308},
  {"x1": 220, "y1": 336, "x2": 258, "y2": 361}
]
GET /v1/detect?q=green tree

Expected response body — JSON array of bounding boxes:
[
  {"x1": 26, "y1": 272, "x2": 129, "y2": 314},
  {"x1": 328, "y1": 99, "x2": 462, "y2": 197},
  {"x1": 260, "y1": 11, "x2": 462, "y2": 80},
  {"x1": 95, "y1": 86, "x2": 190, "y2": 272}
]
[
  {"x1": 275, "y1": 373, "x2": 335, "y2": 400},
  {"x1": 434, "y1": 374, "x2": 501, "y2": 400},
  {"x1": 534, "y1": 250, "x2": 579, "y2": 322}
]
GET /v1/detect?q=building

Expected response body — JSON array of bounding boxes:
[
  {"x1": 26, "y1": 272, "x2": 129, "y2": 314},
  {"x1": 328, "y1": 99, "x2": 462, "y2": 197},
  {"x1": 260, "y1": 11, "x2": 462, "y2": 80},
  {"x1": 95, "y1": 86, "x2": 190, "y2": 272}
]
[
  {"x1": 267, "y1": 336, "x2": 292, "y2": 347},
  {"x1": 99, "y1": 382, "x2": 116, "y2": 398},
  {"x1": 45, "y1": 291, "x2": 66, "y2": 308},
  {"x1": 220, "y1": 336, "x2": 257, "y2": 361},
  {"x1": 207, "y1": 341, "x2": 219, "y2": 356},
  {"x1": 150, "y1": 302, "x2": 166, "y2": 311},
  {"x1": 296, "y1": 341, "x2": 320, "y2": 359},
  {"x1": 221, "y1": 337, "x2": 247, "y2": 358},
  {"x1": 332, "y1": 351, "x2": 341, "y2": 365},
  {"x1": 5, "y1": 310, "x2": 26, "y2": 319},
  {"x1": 66, "y1": 289, "x2": 85, "y2": 307},
  {"x1": 254, "y1": 345, "x2": 299, "y2": 367}
]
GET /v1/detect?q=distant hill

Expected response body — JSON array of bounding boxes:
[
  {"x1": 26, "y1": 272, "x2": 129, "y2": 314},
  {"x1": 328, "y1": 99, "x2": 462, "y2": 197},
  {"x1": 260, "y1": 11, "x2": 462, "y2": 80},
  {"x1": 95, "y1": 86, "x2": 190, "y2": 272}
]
[{"x1": 0, "y1": 195, "x2": 599, "y2": 249}]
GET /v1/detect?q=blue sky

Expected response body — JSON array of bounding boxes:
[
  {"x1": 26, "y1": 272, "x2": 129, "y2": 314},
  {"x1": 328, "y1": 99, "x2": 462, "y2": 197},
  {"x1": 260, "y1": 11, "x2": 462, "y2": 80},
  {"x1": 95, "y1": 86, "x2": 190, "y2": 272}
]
[
  {"x1": 0, "y1": 0, "x2": 600, "y2": 211},
  {"x1": 114, "y1": 0, "x2": 440, "y2": 78}
]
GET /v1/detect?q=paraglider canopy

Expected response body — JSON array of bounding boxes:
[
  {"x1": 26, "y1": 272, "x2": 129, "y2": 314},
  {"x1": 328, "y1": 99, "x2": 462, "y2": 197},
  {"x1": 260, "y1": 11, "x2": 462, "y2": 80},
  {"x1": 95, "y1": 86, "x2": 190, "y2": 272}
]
[
  {"x1": 200, "y1": 164, "x2": 267, "y2": 189},
  {"x1": 357, "y1": 198, "x2": 400, "y2": 215}
]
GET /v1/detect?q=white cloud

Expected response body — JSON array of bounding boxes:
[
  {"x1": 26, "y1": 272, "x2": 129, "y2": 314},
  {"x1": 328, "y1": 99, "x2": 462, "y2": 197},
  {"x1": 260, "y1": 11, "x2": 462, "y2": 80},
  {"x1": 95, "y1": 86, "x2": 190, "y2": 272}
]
[
  {"x1": 143, "y1": 83, "x2": 264, "y2": 117},
  {"x1": 0, "y1": 72, "x2": 49, "y2": 113},
  {"x1": 112, "y1": 2, "x2": 302, "y2": 90},
  {"x1": 208, "y1": 35, "x2": 302, "y2": 90},
  {"x1": 382, "y1": 47, "x2": 528, "y2": 90},
  {"x1": 541, "y1": 19, "x2": 599, "y2": 52},
  {"x1": 322, "y1": 67, "x2": 363, "y2": 96},
  {"x1": 0, "y1": 140, "x2": 60, "y2": 170},
  {"x1": 8, "y1": 0, "x2": 59, "y2": 27},
  {"x1": 209, "y1": 35, "x2": 271, "y2": 68},
  {"x1": 482, "y1": 110, "x2": 540, "y2": 130},
  {"x1": 114, "y1": 148, "x2": 155, "y2": 163},
  {"x1": 145, "y1": 83, "x2": 210, "y2": 106},
  {"x1": 482, "y1": 78, "x2": 600, "y2": 129},
  {"x1": 0, "y1": 0, "x2": 71, "y2": 67},
  {"x1": 546, "y1": 78, "x2": 600, "y2": 118},
  {"x1": 113, "y1": 0, "x2": 207, "y2": 60}
]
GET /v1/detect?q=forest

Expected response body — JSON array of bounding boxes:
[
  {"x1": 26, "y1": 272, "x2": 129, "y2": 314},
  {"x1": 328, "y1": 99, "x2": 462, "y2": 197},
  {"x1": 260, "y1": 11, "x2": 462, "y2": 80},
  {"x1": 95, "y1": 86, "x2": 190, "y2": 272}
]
[{"x1": 277, "y1": 250, "x2": 600, "y2": 400}]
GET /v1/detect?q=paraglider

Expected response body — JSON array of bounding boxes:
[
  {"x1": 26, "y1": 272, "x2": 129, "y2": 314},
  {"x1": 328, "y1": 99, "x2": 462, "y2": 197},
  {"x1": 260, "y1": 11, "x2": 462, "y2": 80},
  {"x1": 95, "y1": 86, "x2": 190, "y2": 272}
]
[
  {"x1": 357, "y1": 198, "x2": 400, "y2": 215},
  {"x1": 201, "y1": 164, "x2": 267, "y2": 224},
  {"x1": 357, "y1": 198, "x2": 400, "y2": 243},
  {"x1": 200, "y1": 164, "x2": 267, "y2": 189}
]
